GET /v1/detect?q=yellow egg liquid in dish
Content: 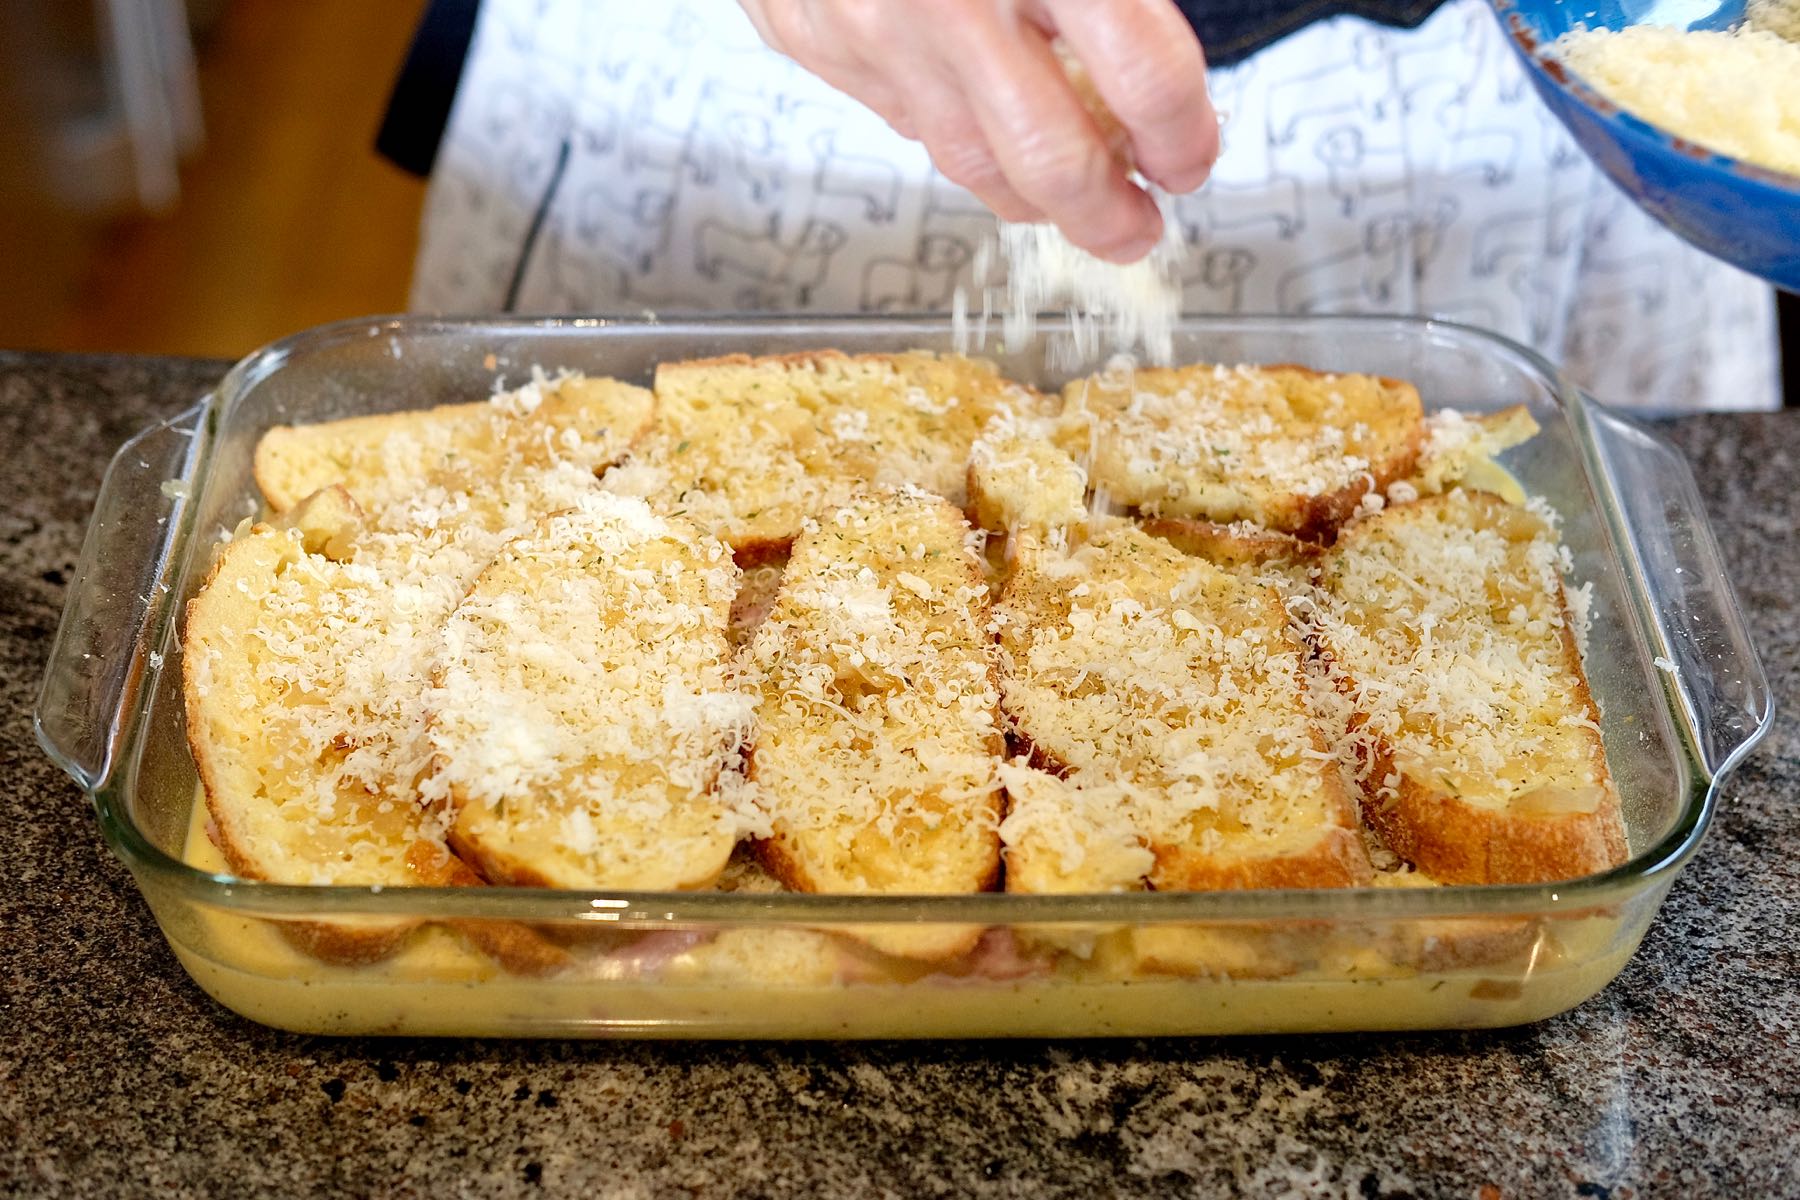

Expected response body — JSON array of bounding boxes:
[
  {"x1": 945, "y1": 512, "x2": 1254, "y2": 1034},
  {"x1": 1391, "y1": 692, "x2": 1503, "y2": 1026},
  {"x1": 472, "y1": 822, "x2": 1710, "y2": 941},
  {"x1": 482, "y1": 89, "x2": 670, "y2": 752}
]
[{"x1": 174, "y1": 797, "x2": 1638, "y2": 1038}]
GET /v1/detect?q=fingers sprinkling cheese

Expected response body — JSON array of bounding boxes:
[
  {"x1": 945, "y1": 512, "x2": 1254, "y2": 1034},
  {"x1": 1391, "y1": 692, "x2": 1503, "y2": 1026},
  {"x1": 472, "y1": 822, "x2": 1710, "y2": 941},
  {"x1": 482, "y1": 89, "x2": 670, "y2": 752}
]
[
  {"x1": 743, "y1": 488, "x2": 1004, "y2": 959},
  {"x1": 430, "y1": 491, "x2": 753, "y2": 891}
]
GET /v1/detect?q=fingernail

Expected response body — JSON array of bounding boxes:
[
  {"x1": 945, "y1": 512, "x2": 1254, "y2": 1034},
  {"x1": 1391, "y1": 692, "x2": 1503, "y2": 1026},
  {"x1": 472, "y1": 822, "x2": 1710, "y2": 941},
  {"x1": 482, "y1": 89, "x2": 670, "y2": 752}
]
[
  {"x1": 1093, "y1": 222, "x2": 1163, "y2": 265},
  {"x1": 1157, "y1": 161, "x2": 1214, "y2": 194}
]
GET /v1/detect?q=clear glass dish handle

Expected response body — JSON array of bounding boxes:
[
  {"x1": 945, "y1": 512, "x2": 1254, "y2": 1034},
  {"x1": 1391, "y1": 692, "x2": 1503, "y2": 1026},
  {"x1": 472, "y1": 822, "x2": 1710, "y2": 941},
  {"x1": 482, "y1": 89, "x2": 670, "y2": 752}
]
[
  {"x1": 35, "y1": 400, "x2": 210, "y2": 792},
  {"x1": 1581, "y1": 399, "x2": 1774, "y2": 782}
]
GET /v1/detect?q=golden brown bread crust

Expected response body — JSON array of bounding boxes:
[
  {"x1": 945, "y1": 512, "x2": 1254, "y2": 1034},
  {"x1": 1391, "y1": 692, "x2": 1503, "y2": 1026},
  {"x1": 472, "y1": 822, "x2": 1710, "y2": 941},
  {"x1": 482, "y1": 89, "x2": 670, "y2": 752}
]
[
  {"x1": 1135, "y1": 516, "x2": 1321, "y2": 569},
  {"x1": 194, "y1": 818, "x2": 420, "y2": 966},
  {"x1": 183, "y1": 527, "x2": 422, "y2": 967},
  {"x1": 403, "y1": 841, "x2": 571, "y2": 976},
  {"x1": 1353, "y1": 616, "x2": 1627, "y2": 886},
  {"x1": 443, "y1": 823, "x2": 559, "y2": 890},
  {"x1": 1148, "y1": 825, "x2": 1371, "y2": 891},
  {"x1": 727, "y1": 555, "x2": 788, "y2": 650},
  {"x1": 1064, "y1": 362, "x2": 1425, "y2": 541},
  {"x1": 750, "y1": 832, "x2": 995, "y2": 963}
]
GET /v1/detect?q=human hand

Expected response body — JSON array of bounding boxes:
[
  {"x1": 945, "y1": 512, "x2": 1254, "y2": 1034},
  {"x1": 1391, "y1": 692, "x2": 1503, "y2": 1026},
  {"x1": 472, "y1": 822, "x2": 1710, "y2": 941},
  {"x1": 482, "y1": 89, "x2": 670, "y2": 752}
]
[{"x1": 738, "y1": 0, "x2": 1219, "y2": 262}]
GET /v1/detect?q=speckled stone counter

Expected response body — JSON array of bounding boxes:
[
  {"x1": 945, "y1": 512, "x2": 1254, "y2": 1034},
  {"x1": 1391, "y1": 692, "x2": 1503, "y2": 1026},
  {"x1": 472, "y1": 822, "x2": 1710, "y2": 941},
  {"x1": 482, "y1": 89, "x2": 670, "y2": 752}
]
[{"x1": 3, "y1": 351, "x2": 1796, "y2": 1198}]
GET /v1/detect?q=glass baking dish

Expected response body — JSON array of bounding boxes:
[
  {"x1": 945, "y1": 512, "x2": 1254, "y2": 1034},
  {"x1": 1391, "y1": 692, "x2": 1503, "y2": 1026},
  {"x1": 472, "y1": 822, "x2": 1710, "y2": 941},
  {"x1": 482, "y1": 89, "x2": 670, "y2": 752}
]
[{"x1": 35, "y1": 314, "x2": 1772, "y2": 1038}]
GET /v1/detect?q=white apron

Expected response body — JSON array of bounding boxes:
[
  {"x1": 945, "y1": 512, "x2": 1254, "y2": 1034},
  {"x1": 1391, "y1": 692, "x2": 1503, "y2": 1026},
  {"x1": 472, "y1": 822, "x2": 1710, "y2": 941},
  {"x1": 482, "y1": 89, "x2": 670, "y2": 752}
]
[{"x1": 410, "y1": 0, "x2": 1781, "y2": 411}]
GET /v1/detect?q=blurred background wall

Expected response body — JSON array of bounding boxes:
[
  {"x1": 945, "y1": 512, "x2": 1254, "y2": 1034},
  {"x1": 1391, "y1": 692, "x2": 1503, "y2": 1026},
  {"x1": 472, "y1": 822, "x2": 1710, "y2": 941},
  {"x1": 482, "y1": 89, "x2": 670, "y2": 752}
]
[
  {"x1": 0, "y1": 0, "x2": 1792, "y2": 406},
  {"x1": 0, "y1": 0, "x2": 426, "y2": 359}
]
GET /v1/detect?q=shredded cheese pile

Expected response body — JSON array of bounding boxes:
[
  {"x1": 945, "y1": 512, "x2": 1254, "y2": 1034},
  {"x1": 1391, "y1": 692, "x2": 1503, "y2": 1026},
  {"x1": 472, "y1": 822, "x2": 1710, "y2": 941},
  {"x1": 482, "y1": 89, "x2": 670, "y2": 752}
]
[{"x1": 1555, "y1": 23, "x2": 1800, "y2": 177}]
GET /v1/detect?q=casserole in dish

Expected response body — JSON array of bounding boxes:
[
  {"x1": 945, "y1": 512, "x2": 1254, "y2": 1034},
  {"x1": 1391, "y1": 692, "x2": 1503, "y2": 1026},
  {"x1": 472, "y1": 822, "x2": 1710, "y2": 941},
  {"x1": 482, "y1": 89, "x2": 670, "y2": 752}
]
[{"x1": 35, "y1": 314, "x2": 1771, "y2": 1037}]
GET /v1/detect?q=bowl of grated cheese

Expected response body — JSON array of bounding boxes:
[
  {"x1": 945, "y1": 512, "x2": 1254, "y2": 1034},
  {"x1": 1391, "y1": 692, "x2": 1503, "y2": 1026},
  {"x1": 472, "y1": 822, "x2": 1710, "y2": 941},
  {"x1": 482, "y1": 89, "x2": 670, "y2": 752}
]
[{"x1": 1492, "y1": 0, "x2": 1800, "y2": 291}]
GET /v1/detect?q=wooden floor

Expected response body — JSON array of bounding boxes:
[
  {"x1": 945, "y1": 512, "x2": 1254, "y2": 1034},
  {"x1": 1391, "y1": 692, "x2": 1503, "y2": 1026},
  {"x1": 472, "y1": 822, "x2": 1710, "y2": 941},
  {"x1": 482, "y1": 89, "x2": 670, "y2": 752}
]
[{"x1": 6, "y1": 0, "x2": 427, "y2": 360}]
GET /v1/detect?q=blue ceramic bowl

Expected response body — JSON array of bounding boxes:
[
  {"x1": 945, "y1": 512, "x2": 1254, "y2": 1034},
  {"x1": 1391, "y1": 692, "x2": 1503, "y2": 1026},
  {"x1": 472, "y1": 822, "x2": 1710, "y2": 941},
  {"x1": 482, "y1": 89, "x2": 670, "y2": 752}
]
[{"x1": 1491, "y1": 0, "x2": 1799, "y2": 291}]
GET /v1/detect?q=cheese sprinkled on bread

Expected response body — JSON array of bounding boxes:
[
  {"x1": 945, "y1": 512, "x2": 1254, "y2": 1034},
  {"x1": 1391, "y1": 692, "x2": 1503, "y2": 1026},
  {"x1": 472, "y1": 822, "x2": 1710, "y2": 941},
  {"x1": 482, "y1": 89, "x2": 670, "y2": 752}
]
[
  {"x1": 743, "y1": 488, "x2": 1004, "y2": 955},
  {"x1": 604, "y1": 351, "x2": 1044, "y2": 554},
  {"x1": 254, "y1": 371, "x2": 654, "y2": 514},
  {"x1": 1062, "y1": 362, "x2": 1424, "y2": 538},
  {"x1": 431, "y1": 491, "x2": 753, "y2": 890},
  {"x1": 1313, "y1": 489, "x2": 1627, "y2": 884},
  {"x1": 996, "y1": 521, "x2": 1371, "y2": 893}
]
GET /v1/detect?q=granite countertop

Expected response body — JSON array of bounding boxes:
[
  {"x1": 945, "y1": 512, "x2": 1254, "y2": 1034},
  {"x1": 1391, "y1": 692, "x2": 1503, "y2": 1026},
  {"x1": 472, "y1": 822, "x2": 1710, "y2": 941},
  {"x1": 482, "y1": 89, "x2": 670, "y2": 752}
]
[{"x1": 3, "y1": 350, "x2": 1796, "y2": 1198}]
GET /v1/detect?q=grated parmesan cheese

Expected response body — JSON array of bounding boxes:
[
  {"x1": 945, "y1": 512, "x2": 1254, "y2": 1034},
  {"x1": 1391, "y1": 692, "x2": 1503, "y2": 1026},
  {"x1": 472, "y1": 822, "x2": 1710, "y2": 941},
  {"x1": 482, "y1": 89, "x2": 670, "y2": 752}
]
[
  {"x1": 743, "y1": 490, "x2": 1003, "y2": 892},
  {"x1": 957, "y1": 202, "x2": 1186, "y2": 372},
  {"x1": 1555, "y1": 23, "x2": 1800, "y2": 177},
  {"x1": 996, "y1": 520, "x2": 1361, "y2": 888},
  {"x1": 429, "y1": 490, "x2": 756, "y2": 889}
]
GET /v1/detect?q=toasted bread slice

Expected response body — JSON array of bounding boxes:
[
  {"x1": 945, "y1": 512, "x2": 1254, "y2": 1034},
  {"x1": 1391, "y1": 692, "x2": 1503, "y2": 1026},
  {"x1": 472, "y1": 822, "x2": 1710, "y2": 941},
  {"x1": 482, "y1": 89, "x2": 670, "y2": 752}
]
[
  {"x1": 743, "y1": 488, "x2": 1004, "y2": 959},
  {"x1": 1060, "y1": 363, "x2": 1424, "y2": 538},
  {"x1": 603, "y1": 351, "x2": 1044, "y2": 554},
  {"x1": 253, "y1": 372, "x2": 653, "y2": 513},
  {"x1": 996, "y1": 762, "x2": 1153, "y2": 896},
  {"x1": 1315, "y1": 489, "x2": 1627, "y2": 885},
  {"x1": 996, "y1": 521, "x2": 1370, "y2": 895},
  {"x1": 429, "y1": 491, "x2": 750, "y2": 891},
  {"x1": 182, "y1": 506, "x2": 436, "y2": 963},
  {"x1": 966, "y1": 417, "x2": 1090, "y2": 536}
]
